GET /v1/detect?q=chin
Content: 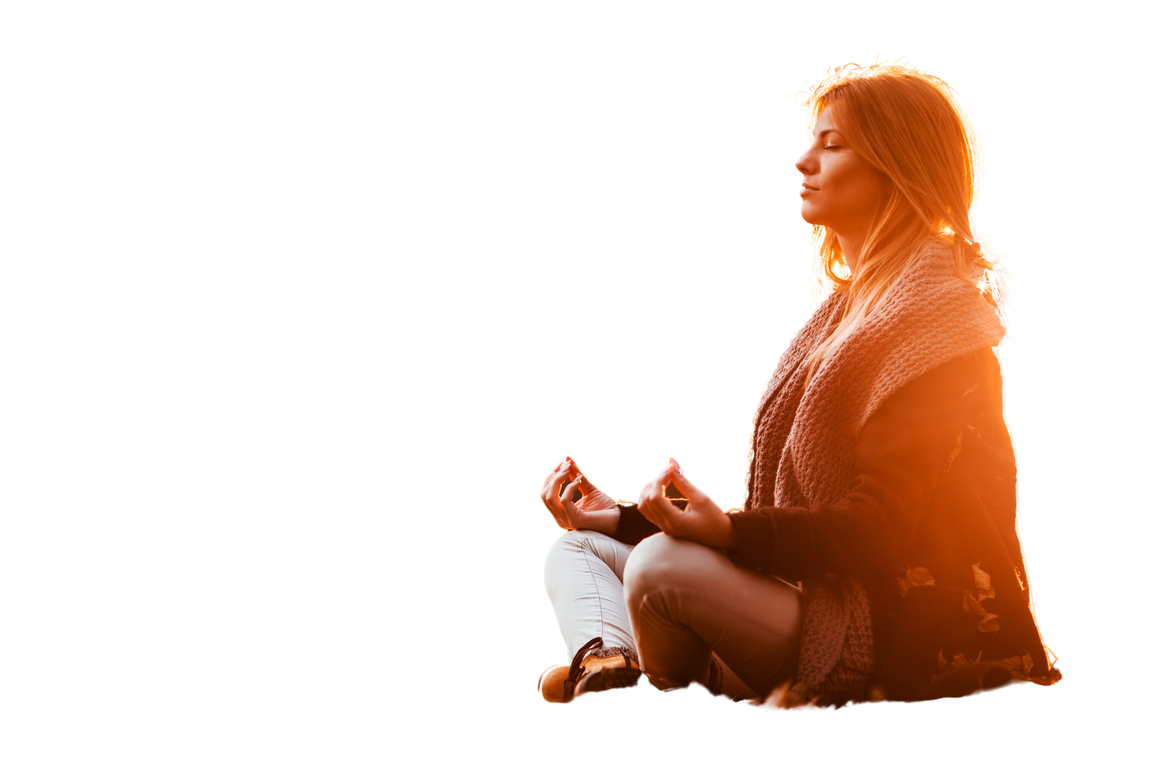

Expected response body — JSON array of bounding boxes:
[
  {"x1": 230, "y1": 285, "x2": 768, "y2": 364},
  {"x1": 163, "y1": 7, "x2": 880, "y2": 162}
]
[{"x1": 800, "y1": 206, "x2": 824, "y2": 227}]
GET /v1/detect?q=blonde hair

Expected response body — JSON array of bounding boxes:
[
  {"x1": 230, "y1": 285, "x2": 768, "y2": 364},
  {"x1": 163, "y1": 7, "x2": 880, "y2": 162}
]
[{"x1": 803, "y1": 63, "x2": 999, "y2": 374}]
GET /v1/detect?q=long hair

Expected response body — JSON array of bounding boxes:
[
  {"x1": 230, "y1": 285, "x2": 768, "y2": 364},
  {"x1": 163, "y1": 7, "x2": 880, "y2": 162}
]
[{"x1": 803, "y1": 63, "x2": 1000, "y2": 374}]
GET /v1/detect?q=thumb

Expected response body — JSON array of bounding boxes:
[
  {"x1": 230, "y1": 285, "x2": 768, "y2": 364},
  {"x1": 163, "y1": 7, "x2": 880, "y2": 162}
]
[
  {"x1": 667, "y1": 459, "x2": 700, "y2": 499},
  {"x1": 562, "y1": 476, "x2": 585, "y2": 506}
]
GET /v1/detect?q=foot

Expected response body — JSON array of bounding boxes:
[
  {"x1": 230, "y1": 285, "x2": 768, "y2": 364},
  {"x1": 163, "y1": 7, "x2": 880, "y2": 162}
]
[
  {"x1": 574, "y1": 659, "x2": 641, "y2": 697},
  {"x1": 534, "y1": 655, "x2": 646, "y2": 711}
]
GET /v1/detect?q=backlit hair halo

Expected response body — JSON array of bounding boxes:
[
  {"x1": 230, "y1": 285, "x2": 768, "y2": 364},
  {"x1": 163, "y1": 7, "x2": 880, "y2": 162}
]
[{"x1": 790, "y1": 49, "x2": 1027, "y2": 395}]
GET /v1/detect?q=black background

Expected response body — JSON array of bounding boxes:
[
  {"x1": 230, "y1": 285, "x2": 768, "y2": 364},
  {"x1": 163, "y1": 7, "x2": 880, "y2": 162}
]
[{"x1": 464, "y1": 37, "x2": 1078, "y2": 729}]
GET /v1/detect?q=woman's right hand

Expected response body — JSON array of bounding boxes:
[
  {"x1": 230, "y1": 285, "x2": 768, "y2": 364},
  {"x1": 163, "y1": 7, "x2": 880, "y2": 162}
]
[{"x1": 540, "y1": 457, "x2": 619, "y2": 534}]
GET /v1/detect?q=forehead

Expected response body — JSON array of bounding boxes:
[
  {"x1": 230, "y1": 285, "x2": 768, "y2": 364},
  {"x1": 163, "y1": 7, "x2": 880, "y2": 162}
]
[{"x1": 813, "y1": 106, "x2": 840, "y2": 136}]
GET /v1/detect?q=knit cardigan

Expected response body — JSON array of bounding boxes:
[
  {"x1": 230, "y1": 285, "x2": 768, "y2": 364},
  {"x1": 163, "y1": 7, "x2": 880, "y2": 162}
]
[{"x1": 615, "y1": 239, "x2": 1058, "y2": 703}]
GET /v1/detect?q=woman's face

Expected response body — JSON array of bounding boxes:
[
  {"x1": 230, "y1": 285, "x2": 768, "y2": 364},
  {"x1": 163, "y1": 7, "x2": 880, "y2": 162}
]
[{"x1": 796, "y1": 107, "x2": 887, "y2": 237}]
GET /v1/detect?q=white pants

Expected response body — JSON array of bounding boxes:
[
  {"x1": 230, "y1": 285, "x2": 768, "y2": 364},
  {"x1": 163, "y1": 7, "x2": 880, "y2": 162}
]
[{"x1": 544, "y1": 530, "x2": 802, "y2": 699}]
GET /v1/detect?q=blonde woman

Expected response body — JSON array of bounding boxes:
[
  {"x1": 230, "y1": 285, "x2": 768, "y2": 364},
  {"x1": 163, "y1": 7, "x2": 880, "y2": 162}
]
[{"x1": 539, "y1": 64, "x2": 1059, "y2": 706}]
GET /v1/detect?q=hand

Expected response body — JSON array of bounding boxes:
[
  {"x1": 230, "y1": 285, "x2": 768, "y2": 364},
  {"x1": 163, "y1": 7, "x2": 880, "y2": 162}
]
[
  {"x1": 638, "y1": 459, "x2": 740, "y2": 550},
  {"x1": 540, "y1": 457, "x2": 619, "y2": 533}
]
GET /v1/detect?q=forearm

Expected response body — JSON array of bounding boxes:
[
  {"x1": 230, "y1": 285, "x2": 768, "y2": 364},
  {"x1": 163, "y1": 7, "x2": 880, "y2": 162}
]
[{"x1": 571, "y1": 507, "x2": 620, "y2": 537}]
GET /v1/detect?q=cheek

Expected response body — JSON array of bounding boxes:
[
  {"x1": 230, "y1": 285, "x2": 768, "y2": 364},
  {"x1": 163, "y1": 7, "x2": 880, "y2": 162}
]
[{"x1": 844, "y1": 165, "x2": 885, "y2": 211}]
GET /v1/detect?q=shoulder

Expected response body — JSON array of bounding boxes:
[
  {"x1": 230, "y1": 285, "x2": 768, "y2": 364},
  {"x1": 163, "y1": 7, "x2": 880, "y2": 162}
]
[{"x1": 880, "y1": 349, "x2": 998, "y2": 413}]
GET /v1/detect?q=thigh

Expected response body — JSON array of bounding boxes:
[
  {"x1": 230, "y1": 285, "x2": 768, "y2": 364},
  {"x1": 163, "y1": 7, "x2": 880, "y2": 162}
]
[{"x1": 624, "y1": 533, "x2": 801, "y2": 698}]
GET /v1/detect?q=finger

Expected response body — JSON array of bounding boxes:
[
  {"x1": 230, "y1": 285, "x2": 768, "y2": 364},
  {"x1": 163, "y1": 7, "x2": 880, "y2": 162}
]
[
  {"x1": 565, "y1": 457, "x2": 598, "y2": 496},
  {"x1": 664, "y1": 464, "x2": 725, "y2": 511},
  {"x1": 646, "y1": 495, "x2": 685, "y2": 536},
  {"x1": 564, "y1": 464, "x2": 599, "y2": 494},
  {"x1": 640, "y1": 460, "x2": 673, "y2": 497},
  {"x1": 666, "y1": 461, "x2": 703, "y2": 500},
  {"x1": 638, "y1": 470, "x2": 655, "y2": 504},
  {"x1": 560, "y1": 478, "x2": 581, "y2": 508},
  {"x1": 653, "y1": 461, "x2": 674, "y2": 493},
  {"x1": 539, "y1": 460, "x2": 567, "y2": 504},
  {"x1": 636, "y1": 476, "x2": 655, "y2": 506},
  {"x1": 541, "y1": 461, "x2": 574, "y2": 500},
  {"x1": 646, "y1": 461, "x2": 674, "y2": 503},
  {"x1": 638, "y1": 473, "x2": 668, "y2": 524},
  {"x1": 656, "y1": 499, "x2": 688, "y2": 537},
  {"x1": 557, "y1": 460, "x2": 579, "y2": 498},
  {"x1": 637, "y1": 480, "x2": 654, "y2": 518},
  {"x1": 541, "y1": 463, "x2": 575, "y2": 519},
  {"x1": 639, "y1": 500, "x2": 662, "y2": 530}
]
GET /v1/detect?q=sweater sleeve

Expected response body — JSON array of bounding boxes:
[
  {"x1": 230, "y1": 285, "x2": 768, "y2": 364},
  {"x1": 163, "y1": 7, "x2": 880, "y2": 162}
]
[
  {"x1": 727, "y1": 351, "x2": 988, "y2": 580},
  {"x1": 612, "y1": 503, "x2": 662, "y2": 546}
]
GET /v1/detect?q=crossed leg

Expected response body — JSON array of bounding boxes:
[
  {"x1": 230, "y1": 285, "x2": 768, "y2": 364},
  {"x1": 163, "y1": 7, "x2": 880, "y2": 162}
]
[{"x1": 623, "y1": 533, "x2": 802, "y2": 699}]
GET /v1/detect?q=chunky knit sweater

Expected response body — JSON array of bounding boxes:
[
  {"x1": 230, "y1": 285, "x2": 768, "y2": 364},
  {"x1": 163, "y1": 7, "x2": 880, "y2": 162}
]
[{"x1": 616, "y1": 239, "x2": 1056, "y2": 703}]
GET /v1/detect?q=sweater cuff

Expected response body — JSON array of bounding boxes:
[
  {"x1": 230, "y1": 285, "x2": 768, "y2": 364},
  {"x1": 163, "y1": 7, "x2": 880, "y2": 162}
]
[
  {"x1": 612, "y1": 503, "x2": 663, "y2": 546},
  {"x1": 726, "y1": 510, "x2": 776, "y2": 572}
]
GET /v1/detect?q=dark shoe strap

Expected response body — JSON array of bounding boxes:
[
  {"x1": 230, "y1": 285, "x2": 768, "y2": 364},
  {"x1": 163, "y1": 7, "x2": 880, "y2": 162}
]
[{"x1": 563, "y1": 637, "x2": 604, "y2": 702}]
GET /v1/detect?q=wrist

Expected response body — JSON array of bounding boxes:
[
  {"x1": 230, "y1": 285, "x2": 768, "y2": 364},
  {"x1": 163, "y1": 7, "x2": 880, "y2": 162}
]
[{"x1": 711, "y1": 512, "x2": 741, "y2": 550}]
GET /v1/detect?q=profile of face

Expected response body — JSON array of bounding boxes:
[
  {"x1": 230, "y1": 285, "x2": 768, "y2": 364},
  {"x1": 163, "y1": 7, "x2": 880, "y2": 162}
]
[{"x1": 796, "y1": 107, "x2": 888, "y2": 239}]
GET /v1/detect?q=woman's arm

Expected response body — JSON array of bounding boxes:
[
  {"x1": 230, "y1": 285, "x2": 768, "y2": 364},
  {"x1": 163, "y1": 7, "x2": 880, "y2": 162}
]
[
  {"x1": 568, "y1": 501, "x2": 620, "y2": 535},
  {"x1": 727, "y1": 351, "x2": 993, "y2": 579}
]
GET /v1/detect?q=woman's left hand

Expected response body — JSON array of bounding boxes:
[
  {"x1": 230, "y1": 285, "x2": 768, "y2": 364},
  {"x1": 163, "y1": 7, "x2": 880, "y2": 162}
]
[{"x1": 638, "y1": 459, "x2": 740, "y2": 550}]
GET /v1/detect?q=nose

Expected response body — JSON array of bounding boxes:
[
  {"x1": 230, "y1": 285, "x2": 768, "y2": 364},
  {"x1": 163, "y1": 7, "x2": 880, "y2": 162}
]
[
  {"x1": 790, "y1": 152, "x2": 808, "y2": 176},
  {"x1": 796, "y1": 147, "x2": 815, "y2": 176}
]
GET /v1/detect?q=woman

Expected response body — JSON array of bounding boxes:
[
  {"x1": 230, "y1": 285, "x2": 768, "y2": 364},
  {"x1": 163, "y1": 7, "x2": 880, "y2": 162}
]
[{"x1": 539, "y1": 64, "x2": 1059, "y2": 706}]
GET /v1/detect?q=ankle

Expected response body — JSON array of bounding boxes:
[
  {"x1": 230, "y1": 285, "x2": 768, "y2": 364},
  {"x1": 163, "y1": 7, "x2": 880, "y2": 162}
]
[
  {"x1": 582, "y1": 654, "x2": 636, "y2": 675},
  {"x1": 585, "y1": 644, "x2": 639, "y2": 669}
]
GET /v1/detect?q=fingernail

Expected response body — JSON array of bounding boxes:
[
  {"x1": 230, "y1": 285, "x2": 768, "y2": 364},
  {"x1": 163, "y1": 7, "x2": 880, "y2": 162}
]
[{"x1": 563, "y1": 460, "x2": 572, "y2": 470}]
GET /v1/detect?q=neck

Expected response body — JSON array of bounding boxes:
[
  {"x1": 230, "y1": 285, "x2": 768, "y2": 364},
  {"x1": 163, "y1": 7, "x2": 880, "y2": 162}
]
[
  {"x1": 837, "y1": 230, "x2": 867, "y2": 274},
  {"x1": 836, "y1": 214, "x2": 873, "y2": 273}
]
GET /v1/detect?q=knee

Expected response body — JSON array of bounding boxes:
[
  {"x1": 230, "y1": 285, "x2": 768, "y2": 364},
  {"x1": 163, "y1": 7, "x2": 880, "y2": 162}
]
[
  {"x1": 544, "y1": 530, "x2": 604, "y2": 591},
  {"x1": 627, "y1": 534, "x2": 687, "y2": 599},
  {"x1": 545, "y1": 529, "x2": 602, "y2": 563}
]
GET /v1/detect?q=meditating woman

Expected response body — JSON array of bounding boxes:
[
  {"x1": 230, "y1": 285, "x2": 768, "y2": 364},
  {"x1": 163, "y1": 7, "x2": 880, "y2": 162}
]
[{"x1": 538, "y1": 64, "x2": 1059, "y2": 706}]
